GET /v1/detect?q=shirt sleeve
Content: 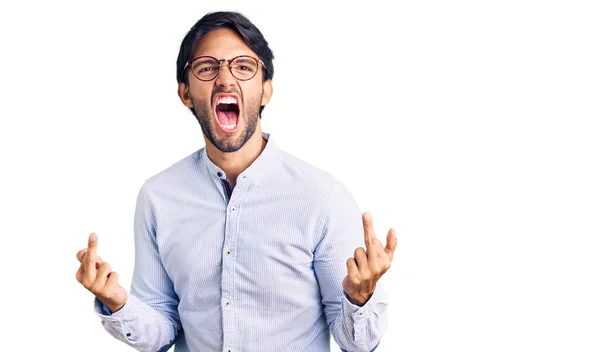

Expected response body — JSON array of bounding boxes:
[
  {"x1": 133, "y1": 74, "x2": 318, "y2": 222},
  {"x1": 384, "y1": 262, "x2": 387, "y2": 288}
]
[
  {"x1": 94, "y1": 182, "x2": 181, "y2": 352},
  {"x1": 313, "y1": 181, "x2": 389, "y2": 352}
]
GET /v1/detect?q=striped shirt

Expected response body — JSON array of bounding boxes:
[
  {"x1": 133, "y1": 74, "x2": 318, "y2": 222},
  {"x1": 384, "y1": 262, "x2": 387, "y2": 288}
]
[{"x1": 95, "y1": 132, "x2": 388, "y2": 351}]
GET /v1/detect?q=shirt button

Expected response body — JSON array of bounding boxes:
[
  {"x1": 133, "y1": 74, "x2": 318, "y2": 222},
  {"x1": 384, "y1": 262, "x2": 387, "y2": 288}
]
[
  {"x1": 225, "y1": 301, "x2": 231, "y2": 307},
  {"x1": 231, "y1": 207, "x2": 236, "y2": 212},
  {"x1": 226, "y1": 249, "x2": 232, "y2": 256},
  {"x1": 126, "y1": 333, "x2": 131, "y2": 337},
  {"x1": 217, "y1": 172, "x2": 223, "y2": 177}
]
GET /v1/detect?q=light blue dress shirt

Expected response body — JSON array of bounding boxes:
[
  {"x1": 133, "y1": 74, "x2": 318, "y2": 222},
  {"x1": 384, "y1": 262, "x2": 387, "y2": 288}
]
[{"x1": 95, "y1": 133, "x2": 388, "y2": 351}]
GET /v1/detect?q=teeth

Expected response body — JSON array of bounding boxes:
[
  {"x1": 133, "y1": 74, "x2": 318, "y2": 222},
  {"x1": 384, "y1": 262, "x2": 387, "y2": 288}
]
[
  {"x1": 217, "y1": 96, "x2": 238, "y2": 105},
  {"x1": 220, "y1": 123, "x2": 237, "y2": 130},
  {"x1": 216, "y1": 96, "x2": 238, "y2": 131}
]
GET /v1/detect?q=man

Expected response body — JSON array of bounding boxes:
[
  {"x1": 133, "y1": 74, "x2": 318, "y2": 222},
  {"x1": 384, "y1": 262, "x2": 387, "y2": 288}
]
[{"x1": 75, "y1": 11, "x2": 396, "y2": 352}]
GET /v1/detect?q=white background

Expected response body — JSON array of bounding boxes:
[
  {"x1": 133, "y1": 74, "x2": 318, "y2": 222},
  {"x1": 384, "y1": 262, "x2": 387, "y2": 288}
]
[{"x1": 0, "y1": 0, "x2": 598, "y2": 351}]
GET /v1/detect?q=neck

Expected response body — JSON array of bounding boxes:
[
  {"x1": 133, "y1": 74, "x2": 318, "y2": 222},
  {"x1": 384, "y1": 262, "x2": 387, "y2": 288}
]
[{"x1": 204, "y1": 123, "x2": 266, "y2": 188}]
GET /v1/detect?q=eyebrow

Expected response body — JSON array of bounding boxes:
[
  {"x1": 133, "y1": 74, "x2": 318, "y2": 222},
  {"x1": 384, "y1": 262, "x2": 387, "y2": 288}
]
[
  {"x1": 192, "y1": 58, "x2": 217, "y2": 67},
  {"x1": 233, "y1": 57, "x2": 256, "y2": 64}
]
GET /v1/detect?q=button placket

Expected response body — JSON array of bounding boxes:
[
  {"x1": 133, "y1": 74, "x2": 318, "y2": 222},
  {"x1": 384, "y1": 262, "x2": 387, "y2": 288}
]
[{"x1": 220, "y1": 177, "x2": 250, "y2": 351}]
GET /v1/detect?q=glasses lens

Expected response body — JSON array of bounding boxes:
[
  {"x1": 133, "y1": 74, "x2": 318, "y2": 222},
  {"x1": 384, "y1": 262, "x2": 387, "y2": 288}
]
[
  {"x1": 230, "y1": 56, "x2": 259, "y2": 80},
  {"x1": 191, "y1": 57, "x2": 220, "y2": 81}
]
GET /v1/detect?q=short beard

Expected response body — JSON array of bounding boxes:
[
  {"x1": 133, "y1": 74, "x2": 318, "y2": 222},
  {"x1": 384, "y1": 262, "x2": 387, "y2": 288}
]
[{"x1": 191, "y1": 88, "x2": 262, "y2": 153}]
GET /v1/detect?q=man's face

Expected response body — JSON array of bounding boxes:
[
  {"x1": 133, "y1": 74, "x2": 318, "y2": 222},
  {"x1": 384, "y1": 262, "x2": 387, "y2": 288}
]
[{"x1": 180, "y1": 28, "x2": 271, "y2": 153}]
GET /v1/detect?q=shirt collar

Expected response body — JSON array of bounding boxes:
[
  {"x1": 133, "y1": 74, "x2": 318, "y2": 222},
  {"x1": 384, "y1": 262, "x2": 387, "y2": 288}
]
[{"x1": 199, "y1": 132, "x2": 279, "y2": 183}]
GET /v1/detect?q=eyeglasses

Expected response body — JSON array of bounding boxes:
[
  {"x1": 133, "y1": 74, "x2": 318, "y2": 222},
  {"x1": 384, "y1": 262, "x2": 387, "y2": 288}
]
[{"x1": 184, "y1": 55, "x2": 266, "y2": 81}]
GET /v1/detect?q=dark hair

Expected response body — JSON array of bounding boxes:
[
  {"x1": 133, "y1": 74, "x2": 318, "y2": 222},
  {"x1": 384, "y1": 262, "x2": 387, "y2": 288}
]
[{"x1": 176, "y1": 11, "x2": 275, "y2": 117}]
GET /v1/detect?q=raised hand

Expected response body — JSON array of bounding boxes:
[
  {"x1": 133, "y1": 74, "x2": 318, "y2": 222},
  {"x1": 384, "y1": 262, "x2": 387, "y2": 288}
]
[
  {"x1": 75, "y1": 233, "x2": 127, "y2": 313},
  {"x1": 342, "y1": 212, "x2": 397, "y2": 306}
]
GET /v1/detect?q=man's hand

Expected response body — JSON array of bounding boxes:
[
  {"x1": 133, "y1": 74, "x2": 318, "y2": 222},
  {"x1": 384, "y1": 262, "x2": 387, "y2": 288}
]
[
  {"x1": 343, "y1": 212, "x2": 397, "y2": 306},
  {"x1": 75, "y1": 233, "x2": 127, "y2": 313}
]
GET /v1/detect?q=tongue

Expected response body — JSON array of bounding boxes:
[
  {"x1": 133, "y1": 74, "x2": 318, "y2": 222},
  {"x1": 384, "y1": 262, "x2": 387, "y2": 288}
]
[{"x1": 216, "y1": 111, "x2": 238, "y2": 125}]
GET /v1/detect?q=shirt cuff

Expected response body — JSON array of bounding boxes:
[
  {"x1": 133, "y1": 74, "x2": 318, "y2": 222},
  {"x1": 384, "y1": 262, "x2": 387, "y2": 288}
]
[
  {"x1": 94, "y1": 298, "x2": 113, "y2": 316},
  {"x1": 343, "y1": 285, "x2": 387, "y2": 314},
  {"x1": 94, "y1": 295, "x2": 143, "y2": 343}
]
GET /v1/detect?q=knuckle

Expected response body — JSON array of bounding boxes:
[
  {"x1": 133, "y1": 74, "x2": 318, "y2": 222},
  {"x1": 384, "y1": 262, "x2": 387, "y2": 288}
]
[
  {"x1": 383, "y1": 257, "x2": 391, "y2": 268},
  {"x1": 371, "y1": 263, "x2": 381, "y2": 273},
  {"x1": 84, "y1": 254, "x2": 94, "y2": 265},
  {"x1": 90, "y1": 283, "x2": 103, "y2": 294}
]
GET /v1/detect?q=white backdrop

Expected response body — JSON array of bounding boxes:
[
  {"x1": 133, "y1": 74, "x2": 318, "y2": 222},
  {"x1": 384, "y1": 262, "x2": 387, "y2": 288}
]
[{"x1": 0, "y1": 0, "x2": 598, "y2": 351}]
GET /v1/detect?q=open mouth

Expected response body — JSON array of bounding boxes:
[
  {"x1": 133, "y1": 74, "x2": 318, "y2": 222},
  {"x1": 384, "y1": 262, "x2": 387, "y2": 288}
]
[{"x1": 215, "y1": 95, "x2": 240, "y2": 132}]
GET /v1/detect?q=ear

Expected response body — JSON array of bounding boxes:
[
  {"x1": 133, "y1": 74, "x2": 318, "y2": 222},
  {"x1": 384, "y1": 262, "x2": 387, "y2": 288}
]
[
  {"x1": 261, "y1": 79, "x2": 273, "y2": 107},
  {"x1": 178, "y1": 82, "x2": 194, "y2": 108}
]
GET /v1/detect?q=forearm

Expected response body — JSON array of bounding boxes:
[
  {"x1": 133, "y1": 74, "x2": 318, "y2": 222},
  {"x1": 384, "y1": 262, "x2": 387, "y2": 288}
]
[
  {"x1": 330, "y1": 285, "x2": 388, "y2": 352},
  {"x1": 95, "y1": 294, "x2": 180, "y2": 352}
]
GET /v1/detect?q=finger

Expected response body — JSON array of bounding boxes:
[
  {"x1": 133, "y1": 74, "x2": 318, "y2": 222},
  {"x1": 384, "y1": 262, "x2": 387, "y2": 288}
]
[
  {"x1": 76, "y1": 248, "x2": 87, "y2": 263},
  {"x1": 346, "y1": 257, "x2": 359, "y2": 277},
  {"x1": 76, "y1": 249, "x2": 102, "y2": 264},
  {"x1": 76, "y1": 265, "x2": 84, "y2": 283},
  {"x1": 385, "y1": 228, "x2": 398, "y2": 260},
  {"x1": 85, "y1": 233, "x2": 99, "y2": 276},
  {"x1": 104, "y1": 271, "x2": 120, "y2": 292},
  {"x1": 94, "y1": 256, "x2": 104, "y2": 269},
  {"x1": 362, "y1": 212, "x2": 376, "y2": 248},
  {"x1": 354, "y1": 247, "x2": 368, "y2": 272},
  {"x1": 92, "y1": 262, "x2": 112, "y2": 293},
  {"x1": 82, "y1": 260, "x2": 96, "y2": 288},
  {"x1": 87, "y1": 233, "x2": 98, "y2": 257}
]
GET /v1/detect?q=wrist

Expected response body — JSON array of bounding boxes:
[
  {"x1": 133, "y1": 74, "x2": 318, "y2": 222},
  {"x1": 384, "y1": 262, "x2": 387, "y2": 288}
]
[
  {"x1": 102, "y1": 299, "x2": 126, "y2": 314},
  {"x1": 345, "y1": 291, "x2": 373, "y2": 307}
]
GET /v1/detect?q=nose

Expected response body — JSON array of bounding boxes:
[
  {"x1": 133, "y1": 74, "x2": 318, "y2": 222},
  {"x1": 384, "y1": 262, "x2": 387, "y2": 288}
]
[{"x1": 214, "y1": 63, "x2": 236, "y2": 89}]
